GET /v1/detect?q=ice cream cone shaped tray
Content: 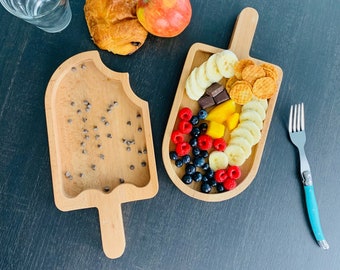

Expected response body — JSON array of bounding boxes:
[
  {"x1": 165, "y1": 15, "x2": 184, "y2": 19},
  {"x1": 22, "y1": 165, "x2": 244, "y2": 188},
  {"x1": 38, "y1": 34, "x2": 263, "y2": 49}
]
[
  {"x1": 162, "y1": 7, "x2": 283, "y2": 202},
  {"x1": 45, "y1": 51, "x2": 158, "y2": 258}
]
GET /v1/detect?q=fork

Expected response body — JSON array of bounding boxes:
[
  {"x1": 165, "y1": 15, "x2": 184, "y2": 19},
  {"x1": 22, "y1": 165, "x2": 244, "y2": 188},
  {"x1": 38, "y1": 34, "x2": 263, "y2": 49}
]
[{"x1": 288, "y1": 103, "x2": 329, "y2": 249}]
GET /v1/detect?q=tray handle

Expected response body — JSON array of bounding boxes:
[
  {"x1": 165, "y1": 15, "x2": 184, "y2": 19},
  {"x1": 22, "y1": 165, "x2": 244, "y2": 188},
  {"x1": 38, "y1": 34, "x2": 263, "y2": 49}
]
[
  {"x1": 228, "y1": 7, "x2": 259, "y2": 59},
  {"x1": 97, "y1": 203, "x2": 125, "y2": 259}
]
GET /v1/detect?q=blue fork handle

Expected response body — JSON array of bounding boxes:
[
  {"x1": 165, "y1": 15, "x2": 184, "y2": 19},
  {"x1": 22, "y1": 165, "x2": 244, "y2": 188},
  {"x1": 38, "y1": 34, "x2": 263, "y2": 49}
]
[{"x1": 304, "y1": 185, "x2": 329, "y2": 249}]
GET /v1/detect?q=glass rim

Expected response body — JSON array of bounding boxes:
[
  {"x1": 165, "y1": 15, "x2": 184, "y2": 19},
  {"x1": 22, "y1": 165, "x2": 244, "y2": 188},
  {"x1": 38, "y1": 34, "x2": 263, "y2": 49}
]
[{"x1": 0, "y1": 0, "x2": 68, "y2": 20}]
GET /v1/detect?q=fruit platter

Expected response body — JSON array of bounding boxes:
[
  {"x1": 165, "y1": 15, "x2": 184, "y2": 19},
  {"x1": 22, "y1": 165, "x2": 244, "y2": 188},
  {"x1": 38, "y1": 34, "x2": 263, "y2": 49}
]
[{"x1": 162, "y1": 7, "x2": 283, "y2": 202}]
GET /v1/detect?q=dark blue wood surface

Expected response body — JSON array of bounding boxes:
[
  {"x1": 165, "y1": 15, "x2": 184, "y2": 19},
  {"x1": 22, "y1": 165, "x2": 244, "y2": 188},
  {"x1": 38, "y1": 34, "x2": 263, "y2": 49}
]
[{"x1": 1, "y1": 0, "x2": 340, "y2": 269}]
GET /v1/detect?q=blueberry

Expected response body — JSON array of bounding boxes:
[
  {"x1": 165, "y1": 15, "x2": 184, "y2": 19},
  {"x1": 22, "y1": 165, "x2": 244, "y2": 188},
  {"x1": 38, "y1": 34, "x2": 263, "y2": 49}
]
[
  {"x1": 189, "y1": 137, "x2": 198, "y2": 147},
  {"x1": 182, "y1": 154, "x2": 191, "y2": 164},
  {"x1": 205, "y1": 168, "x2": 214, "y2": 178},
  {"x1": 216, "y1": 183, "x2": 225, "y2": 193},
  {"x1": 208, "y1": 178, "x2": 217, "y2": 187},
  {"x1": 201, "y1": 182, "x2": 212, "y2": 193},
  {"x1": 200, "y1": 150, "x2": 209, "y2": 158},
  {"x1": 182, "y1": 174, "x2": 193, "y2": 184},
  {"x1": 201, "y1": 163, "x2": 209, "y2": 171},
  {"x1": 198, "y1": 109, "x2": 208, "y2": 120},
  {"x1": 192, "y1": 172, "x2": 203, "y2": 182},
  {"x1": 201, "y1": 175, "x2": 209, "y2": 182},
  {"x1": 190, "y1": 127, "x2": 201, "y2": 137},
  {"x1": 193, "y1": 156, "x2": 205, "y2": 167},
  {"x1": 169, "y1": 151, "x2": 178, "y2": 160},
  {"x1": 192, "y1": 147, "x2": 201, "y2": 157},
  {"x1": 199, "y1": 123, "x2": 208, "y2": 132},
  {"x1": 175, "y1": 159, "x2": 183, "y2": 167},
  {"x1": 185, "y1": 164, "x2": 196, "y2": 175},
  {"x1": 190, "y1": 115, "x2": 199, "y2": 125}
]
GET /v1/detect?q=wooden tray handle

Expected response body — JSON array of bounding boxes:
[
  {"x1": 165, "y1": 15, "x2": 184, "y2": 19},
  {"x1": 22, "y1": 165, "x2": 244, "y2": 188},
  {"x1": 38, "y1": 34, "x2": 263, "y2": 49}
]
[
  {"x1": 98, "y1": 203, "x2": 125, "y2": 259},
  {"x1": 228, "y1": 7, "x2": 259, "y2": 59}
]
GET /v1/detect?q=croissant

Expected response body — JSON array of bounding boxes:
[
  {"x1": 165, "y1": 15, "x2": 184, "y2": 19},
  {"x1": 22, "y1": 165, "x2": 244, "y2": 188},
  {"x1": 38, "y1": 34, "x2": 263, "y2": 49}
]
[{"x1": 84, "y1": 0, "x2": 148, "y2": 55}]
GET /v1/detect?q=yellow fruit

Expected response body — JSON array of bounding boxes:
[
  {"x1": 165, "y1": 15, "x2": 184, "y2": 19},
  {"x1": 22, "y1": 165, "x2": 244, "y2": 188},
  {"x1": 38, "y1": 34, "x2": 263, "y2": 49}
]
[
  {"x1": 205, "y1": 99, "x2": 236, "y2": 123},
  {"x1": 206, "y1": 121, "x2": 225, "y2": 139},
  {"x1": 226, "y1": 112, "x2": 239, "y2": 131}
]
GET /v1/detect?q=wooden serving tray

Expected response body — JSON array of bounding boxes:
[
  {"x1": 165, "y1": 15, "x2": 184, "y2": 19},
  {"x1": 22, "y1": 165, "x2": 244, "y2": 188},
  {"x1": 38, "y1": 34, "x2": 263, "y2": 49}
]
[
  {"x1": 162, "y1": 7, "x2": 283, "y2": 202},
  {"x1": 45, "y1": 51, "x2": 158, "y2": 258}
]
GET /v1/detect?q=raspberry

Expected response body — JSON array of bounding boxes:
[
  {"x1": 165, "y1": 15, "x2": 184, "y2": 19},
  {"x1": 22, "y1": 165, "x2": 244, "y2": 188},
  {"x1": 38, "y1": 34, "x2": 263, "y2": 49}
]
[
  {"x1": 175, "y1": 142, "x2": 191, "y2": 156},
  {"x1": 171, "y1": 130, "x2": 184, "y2": 144},
  {"x1": 213, "y1": 138, "x2": 227, "y2": 151},
  {"x1": 178, "y1": 120, "x2": 193, "y2": 134},
  {"x1": 197, "y1": 134, "x2": 213, "y2": 150},
  {"x1": 178, "y1": 107, "x2": 193, "y2": 121},
  {"x1": 223, "y1": 178, "x2": 237, "y2": 190},
  {"x1": 226, "y1": 166, "x2": 241, "y2": 179},
  {"x1": 214, "y1": 169, "x2": 228, "y2": 183}
]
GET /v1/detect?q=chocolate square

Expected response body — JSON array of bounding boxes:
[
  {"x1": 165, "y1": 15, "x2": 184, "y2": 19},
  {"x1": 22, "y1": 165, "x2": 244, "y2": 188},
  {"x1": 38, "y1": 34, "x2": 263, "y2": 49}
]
[
  {"x1": 198, "y1": 95, "x2": 215, "y2": 109},
  {"x1": 205, "y1": 83, "x2": 225, "y2": 97},
  {"x1": 213, "y1": 90, "x2": 230, "y2": 104}
]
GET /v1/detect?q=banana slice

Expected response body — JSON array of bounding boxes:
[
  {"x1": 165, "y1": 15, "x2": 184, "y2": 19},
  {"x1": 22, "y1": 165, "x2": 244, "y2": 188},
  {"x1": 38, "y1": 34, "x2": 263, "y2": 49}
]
[
  {"x1": 208, "y1": 150, "x2": 229, "y2": 171},
  {"x1": 229, "y1": 137, "x2": 252, "y2": 158},
  {"x1": 239, "y1": 110, "x2": 264, "y2": 130},
  {"x1": 185, "y1": 71, "x2": 205, "y2": 100},
  {"x1": 230, "y1": 127, "x2": 255, "y2": 146},
  {"x1": 238, "y1": 120, "x2": 261, "y2": 145},
  {"x1": 242, "y1": 100, "x2": 266, "y2": 120},
  {"x1": 215, "y1": 50, "x2": 238, "y2": 78},
  {"x1": 206, "y1": 54, "x2": 223, "y2": 83},
  {"x1": 185, "y1": 76, "x2": 200, "y2": 100},
  {"x1": 252, "y1": 96, "x2": 268, "y2": 111},
  {"x1": 224, "y1": 145, "x2": 246, "y2": 166},
  {"x1": 196, "y1": 62, "x2": 212, "y2": 88}
]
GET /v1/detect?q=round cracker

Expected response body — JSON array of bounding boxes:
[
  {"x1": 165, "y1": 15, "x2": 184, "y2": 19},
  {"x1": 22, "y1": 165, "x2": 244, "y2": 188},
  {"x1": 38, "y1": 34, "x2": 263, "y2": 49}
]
[
  {"x1": 234, "y1": 59, "x2": 255, "y2": 79},
  {"x1": 252, "y1": 77, "x2": 277, "y2": 99},
  {"x1": 241, "y1": 64, "x2": 266, "y2": 85},
  {"x1": 229, "y1": 81, "x2": 253, "y2": 105},
  {"x1": 225, "y1": 76, "x2": 238, "y2": 93}
]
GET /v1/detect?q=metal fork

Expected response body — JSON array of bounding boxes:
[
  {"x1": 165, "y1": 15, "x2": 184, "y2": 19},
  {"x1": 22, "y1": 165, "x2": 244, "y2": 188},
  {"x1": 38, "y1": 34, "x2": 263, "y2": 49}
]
[{"x1": 288, "y1": 103, "x2": 329, "y2": 249}]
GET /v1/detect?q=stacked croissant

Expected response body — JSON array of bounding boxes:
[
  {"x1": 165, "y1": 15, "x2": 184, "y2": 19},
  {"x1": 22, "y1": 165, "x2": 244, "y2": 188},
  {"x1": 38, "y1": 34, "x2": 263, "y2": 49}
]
[{"x1": 84, "y1": 0, "x2": 148, "y2": 55}]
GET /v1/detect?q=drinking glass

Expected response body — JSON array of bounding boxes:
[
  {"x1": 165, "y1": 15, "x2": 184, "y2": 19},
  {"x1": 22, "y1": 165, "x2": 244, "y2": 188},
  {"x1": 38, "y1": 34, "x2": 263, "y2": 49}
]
[{"x1": 0, "y1": 0, "x2": 72, "y2": 33}]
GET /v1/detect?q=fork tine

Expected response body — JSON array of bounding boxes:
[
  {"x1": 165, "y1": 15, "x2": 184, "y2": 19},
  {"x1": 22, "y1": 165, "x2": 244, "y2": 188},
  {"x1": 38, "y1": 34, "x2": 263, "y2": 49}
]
[
  {"x1": 289, "y1": 105, "x2": 293, "y2": 132},
  {"x1": 301, "y1": 103, "x2": 305, "y2": 131},
  {"x1": 297, "y1": 104, "x2": 301, "y2": 131},
  {"x1": 293, "y1": 104, "x2": 297, "y2": 132}
]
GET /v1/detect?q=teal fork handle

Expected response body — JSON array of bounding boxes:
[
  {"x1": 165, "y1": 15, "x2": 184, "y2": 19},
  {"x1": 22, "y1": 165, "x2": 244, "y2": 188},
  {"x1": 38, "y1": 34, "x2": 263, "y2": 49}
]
[{"x1": 304, "y1": 185, "x2": 329, "y2": 249}]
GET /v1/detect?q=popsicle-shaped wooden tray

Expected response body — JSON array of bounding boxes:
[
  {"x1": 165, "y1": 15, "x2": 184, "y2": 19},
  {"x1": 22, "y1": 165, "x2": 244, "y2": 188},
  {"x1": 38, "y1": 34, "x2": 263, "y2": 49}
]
[
  {"x1": 162, "y1": 7, "x2": 283, "y2": 202},
  {"x1": 45, "y1": 51, "x2": 158, "y2": 258}
]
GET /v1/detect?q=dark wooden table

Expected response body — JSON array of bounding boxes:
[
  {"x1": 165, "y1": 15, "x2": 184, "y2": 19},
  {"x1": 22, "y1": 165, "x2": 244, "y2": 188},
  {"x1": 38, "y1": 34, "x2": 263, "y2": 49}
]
[{"x1": 1, "y1": 1, "x2": 340, "y2": 269}]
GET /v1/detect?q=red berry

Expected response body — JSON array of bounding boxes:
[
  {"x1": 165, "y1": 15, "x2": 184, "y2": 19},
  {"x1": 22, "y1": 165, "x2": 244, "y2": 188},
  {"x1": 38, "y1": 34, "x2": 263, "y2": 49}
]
[
  {"x1": 175, "y1": 142, "x2": 191, "y2": 156},
  {"x1": 178, "y1": 120, "x2": 193, "y2": 134},
  {"x1": 223, "y1": 178, "x2": 237, "y2": 190},
  {"x1": 171, "y1": 130, "x2": 184, "y2": 144},
  {"x1": 197, "y1": 134, "x2": 213, "y2": 150},
  {"x1": 178, "y1": 107, "x2": 193, "y2": 121},
  {"x1": 227, "y1": 166, "x2": 241, "y2": 179},
  {"x1": 214, "y1": 169, "x2": 228, "y2": 183},
  {"x1": 213, "y1": 138, "x2": 227, "y2": 151}
]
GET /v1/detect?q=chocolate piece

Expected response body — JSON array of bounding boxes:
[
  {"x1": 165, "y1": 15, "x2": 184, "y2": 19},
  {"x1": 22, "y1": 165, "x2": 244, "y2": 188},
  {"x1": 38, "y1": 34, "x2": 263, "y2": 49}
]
[
  {"x1": 198, "y1": 95, "x2": 215, "y2": 109},
  {"x1": 213, "y1": 90, "x2": 230, "y2": 104},
  {"x1": 205, "y1": 83, "x2": 225, "y2": 97}
]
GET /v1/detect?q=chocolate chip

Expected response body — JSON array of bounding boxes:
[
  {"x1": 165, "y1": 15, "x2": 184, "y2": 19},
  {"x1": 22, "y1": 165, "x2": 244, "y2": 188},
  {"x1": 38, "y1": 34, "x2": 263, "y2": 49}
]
[{"x1": 131, "y1": 41, "x2": 141, "y2": 47}]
